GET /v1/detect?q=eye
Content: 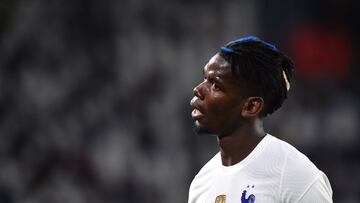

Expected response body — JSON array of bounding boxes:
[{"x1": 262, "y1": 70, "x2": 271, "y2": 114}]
[{"x1": 212, "y1": 83, "x2": 220, "y2": 91}]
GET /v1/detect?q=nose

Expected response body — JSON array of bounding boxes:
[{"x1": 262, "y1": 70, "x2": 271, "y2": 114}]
[{"x1": 193, "y1": 82, "x2": 204, "y2": 100}]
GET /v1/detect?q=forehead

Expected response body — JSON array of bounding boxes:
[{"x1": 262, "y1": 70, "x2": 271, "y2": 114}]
[{"x1": 204, "y1": 54, "x2": 232, "y2": 76}]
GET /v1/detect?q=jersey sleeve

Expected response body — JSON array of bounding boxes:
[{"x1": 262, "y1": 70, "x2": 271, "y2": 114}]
[{"x1": 298, "y1": 172, "x2": 333, "y2": 203}]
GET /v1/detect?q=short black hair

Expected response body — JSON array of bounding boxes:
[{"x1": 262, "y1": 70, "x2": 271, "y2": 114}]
[{"x1": 219, "y1": 36, "x2": 294, "y2": 117}]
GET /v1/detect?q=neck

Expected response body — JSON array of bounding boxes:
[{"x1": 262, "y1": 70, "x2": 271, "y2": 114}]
[{"x1": 217, "y1": 118, "x2": 265, "y2": 166}]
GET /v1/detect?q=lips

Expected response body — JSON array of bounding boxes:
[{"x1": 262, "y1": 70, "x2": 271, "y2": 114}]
[
  {"x1": 190, "y1": 97, "x2": 205, "y2": 119},
  {"x1": 191, "y1": 108, "x2": 204, "y2": 119}
]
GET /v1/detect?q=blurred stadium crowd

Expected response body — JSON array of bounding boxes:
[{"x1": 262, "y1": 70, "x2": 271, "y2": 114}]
[{"x1": 0, "y1": 0, "x2": 359, "y2": 202}]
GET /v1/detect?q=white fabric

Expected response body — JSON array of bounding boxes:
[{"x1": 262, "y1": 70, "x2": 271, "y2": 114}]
[{"x1": 188, "y1": 134, "x2": 333, "y2": 203}]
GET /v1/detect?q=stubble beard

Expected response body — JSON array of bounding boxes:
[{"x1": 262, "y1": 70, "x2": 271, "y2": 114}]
[{"x1": 193, "y1": 121, "x2": 216, "y2": 136}]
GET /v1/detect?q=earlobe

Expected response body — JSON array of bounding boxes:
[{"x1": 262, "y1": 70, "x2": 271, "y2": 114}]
[{"x1": 241, "y1": 97, "x2": 264, "y2": 118}]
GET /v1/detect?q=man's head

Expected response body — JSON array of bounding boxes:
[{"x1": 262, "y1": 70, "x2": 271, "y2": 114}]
[{"x1": 190, "y1": 36, "x2": 294, "y2": 135}]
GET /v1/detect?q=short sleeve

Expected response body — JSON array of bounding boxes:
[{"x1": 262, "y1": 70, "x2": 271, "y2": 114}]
[{"x1": 298, "y1": 172, "x2": 333, "y2": 203}]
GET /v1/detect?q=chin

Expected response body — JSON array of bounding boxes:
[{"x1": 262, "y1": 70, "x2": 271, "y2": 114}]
[{"x1": 193, "y1": 121, "x2": 216, "y2": 136}]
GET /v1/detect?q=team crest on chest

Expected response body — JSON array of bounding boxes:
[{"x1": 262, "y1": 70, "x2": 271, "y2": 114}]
[
  {"x1": 241, "y1": 185, "x2": 256, "y2": 203},
  {"x1": 214, "y1": 194, "x2": 226, "y2": 203},
  {"x1": 213, "y1": 185, "x2": 256, "y2": 203}
]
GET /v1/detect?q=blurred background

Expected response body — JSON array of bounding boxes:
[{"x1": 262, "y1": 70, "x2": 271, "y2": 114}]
[{"x1": 0, "y1": 0, "x2": 359, "y2": 202}]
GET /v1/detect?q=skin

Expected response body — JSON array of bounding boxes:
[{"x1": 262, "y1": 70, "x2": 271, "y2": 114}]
[{"x1": 190, "y1": 53, "x2": 266, "y2": 166}]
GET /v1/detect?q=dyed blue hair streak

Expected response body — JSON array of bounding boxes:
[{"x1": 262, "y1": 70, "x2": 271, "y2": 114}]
[{"x1": 221, "y1": 36, "x2": 277, "y2": 54}]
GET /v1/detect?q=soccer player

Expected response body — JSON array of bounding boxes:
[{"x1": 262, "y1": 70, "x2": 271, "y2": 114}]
[{"x1": 188, "y1": 37, "x2": 333, "y2": 203}]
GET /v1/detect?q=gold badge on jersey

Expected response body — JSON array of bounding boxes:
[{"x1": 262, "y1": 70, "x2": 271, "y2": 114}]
[{"x1": 215, "y1": 194, "x2": 226, "y2": 203}]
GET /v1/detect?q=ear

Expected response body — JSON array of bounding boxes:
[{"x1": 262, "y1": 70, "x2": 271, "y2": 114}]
[{"x1": 241, "y1": 97, "x2": 264, "y2": 118}]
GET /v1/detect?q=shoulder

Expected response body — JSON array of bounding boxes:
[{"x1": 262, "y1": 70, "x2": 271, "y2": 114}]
[
  {"x1": 273, "y1": 137, "x2": 332, "y2": 202},
  {"x1": 280, "y1": 138, "x2": 319, "y2": 176},
  {"x1": 298, "y1": 172, "x2": 333, "y2": 202},
  {"x1": 188, "y1": 152, "x2": 220, "y2": 202},
  {"x1": 190, "y1": 152, "x2": 220, "y2": 186},
  {"x1": 277, "y1": 138, "x2": 320, "y2": 177}
]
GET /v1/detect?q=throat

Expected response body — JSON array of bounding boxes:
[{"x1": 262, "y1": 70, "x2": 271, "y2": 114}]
[{"x1": 218, "y1": 132, "x2": 265, "y2": 166}]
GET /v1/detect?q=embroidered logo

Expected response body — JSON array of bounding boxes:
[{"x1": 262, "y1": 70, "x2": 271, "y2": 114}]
[
  {"x1": 241, "y1": 185, "x2": 255, "y2": 203},
  {"x1": 214, "y1": 194, "x2": 226, "y2": 203}
]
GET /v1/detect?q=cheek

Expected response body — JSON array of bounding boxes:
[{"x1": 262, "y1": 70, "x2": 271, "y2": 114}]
[{"x1": 208, "y1": 97, "x2": 240, "y2": 117}]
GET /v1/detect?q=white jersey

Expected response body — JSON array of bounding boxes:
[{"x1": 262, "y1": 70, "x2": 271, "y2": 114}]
[{"x1": 188, "y1": 134, "x2": 333, "y2": 203}]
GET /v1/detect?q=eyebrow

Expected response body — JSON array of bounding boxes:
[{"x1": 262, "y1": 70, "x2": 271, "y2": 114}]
[
  {"x1": 210, "y1": 76, "x2": 223, "y2": 84},
  {"x1": 205, "y1": 68, "x2": 228, "y2": 77},
  {"x1": 207, "y1": 73, "x2": 225, "y2": 85}
]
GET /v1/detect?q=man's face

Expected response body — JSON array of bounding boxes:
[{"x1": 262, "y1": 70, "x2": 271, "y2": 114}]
[{"x1": 190, "y1": 53, "x2": 246, "y2": 135}]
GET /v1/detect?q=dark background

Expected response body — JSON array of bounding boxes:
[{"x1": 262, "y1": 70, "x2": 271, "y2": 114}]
[{"x1": 0, "y1": 0, "x2": 359, "y2": 202}]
